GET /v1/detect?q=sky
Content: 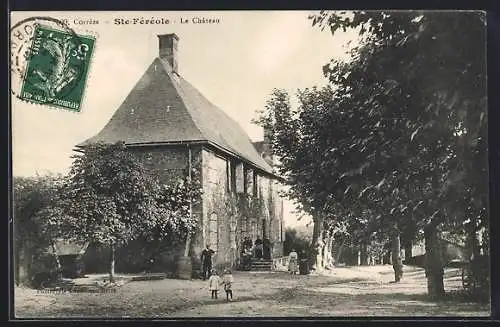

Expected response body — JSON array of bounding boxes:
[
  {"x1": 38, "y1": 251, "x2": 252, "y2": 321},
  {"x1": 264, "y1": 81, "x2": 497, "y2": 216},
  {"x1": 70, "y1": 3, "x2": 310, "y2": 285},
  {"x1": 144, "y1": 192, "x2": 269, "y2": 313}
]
[{"x1": 11, "y1": 11, "x2": 358, "y2": 228}]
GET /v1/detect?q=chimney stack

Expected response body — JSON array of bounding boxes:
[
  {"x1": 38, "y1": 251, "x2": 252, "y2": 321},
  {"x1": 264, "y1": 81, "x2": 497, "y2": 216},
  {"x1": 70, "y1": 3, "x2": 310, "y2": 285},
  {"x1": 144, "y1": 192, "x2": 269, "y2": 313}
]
[{"x1": 158, "y1": 33, "x2": 179, "y2": 73}]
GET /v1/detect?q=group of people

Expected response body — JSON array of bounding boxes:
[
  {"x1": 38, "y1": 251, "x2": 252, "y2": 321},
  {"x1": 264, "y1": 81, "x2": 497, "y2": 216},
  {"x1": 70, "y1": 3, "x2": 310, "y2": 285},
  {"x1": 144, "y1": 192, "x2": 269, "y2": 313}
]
[
  {"x1": 200, "y1": 236, "x2": 273, "y2": 279},
  {"x1": 208, "y1": 268, "x2": 234, "y2": 300},
  {"x1": 199, "y1": 244, "x2": 305, "y2": 300},
  {"x1": 240, "y1": 236, "x2": 271, "y2": 270},
  {"x1": 200, "y1": 244, "x2": 235, "y2": 301},
  {"x1": 241, "y1": 236, "x2": 271, "y2": 259}
]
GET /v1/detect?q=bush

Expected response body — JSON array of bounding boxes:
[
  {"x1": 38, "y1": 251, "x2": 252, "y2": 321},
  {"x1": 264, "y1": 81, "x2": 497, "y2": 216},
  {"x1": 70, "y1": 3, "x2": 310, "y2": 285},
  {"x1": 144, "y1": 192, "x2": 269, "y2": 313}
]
[
  {"x1": 13, "y1": 175, "x2": 64, "y2": 285},
  {"x1": 283, "y1": 228, "x2": 310, "y2": 256}
]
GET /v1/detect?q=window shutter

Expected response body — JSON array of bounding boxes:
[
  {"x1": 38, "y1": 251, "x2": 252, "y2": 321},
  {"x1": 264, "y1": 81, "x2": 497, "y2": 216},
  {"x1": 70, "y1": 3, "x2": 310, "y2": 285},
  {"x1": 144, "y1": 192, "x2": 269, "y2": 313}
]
[
  {"x1": 235, "y1": 162, "x2": 244, "y2": 194},
  {"x1": 246, "y1": 169, "x2": 254, "y2": 196}
]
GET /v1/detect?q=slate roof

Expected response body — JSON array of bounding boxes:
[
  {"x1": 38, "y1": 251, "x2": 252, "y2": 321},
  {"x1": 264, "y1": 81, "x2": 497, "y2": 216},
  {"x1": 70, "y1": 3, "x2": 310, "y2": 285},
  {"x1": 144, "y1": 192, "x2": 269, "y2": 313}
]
[
  {"x1": 79, "y1": 58, "x2": 274, "y2": 175},
  {"x1": 253, "y1": 141, "x2": 265, "y2": 156}
]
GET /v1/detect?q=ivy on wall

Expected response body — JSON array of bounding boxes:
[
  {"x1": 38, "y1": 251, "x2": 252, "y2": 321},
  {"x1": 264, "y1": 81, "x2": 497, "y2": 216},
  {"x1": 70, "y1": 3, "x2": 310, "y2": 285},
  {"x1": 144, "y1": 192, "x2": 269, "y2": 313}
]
[{"x1": 206, "y1": 185, "x2": 266, "y2": 268}]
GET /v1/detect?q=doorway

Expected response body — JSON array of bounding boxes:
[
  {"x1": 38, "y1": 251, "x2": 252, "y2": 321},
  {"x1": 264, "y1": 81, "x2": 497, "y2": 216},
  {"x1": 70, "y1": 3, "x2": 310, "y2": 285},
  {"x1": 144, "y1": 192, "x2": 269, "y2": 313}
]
[{"x1": 262, "y1": 219, "x2": 267, "y2": 239}]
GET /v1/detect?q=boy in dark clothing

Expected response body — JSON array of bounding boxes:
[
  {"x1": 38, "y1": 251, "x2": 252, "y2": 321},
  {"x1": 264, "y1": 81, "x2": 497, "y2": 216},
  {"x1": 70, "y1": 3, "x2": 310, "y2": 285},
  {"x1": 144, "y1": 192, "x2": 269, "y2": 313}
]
[
  {"x1": 254, "y1": 238, "x2": 263, "y2": 259},
  {"x1": 263, "y1": 238, "x2": 271, "y2": 259},
  {"x1": 201, "y1": 244, "x2": 215, "y2": 280}
]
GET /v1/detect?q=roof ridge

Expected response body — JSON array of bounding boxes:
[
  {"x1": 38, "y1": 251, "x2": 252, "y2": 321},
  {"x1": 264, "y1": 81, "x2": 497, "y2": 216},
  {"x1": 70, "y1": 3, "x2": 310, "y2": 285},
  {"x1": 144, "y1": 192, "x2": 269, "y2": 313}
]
[
  {"x1": 156, "y1": 58, "x2": 207, "y2": 141},
  {"x1": 78, "y1": 56, "x2": 276, "y2": 176},
  {"x1": 158, "y1": 58, "x2": 274, "y2": 174}
]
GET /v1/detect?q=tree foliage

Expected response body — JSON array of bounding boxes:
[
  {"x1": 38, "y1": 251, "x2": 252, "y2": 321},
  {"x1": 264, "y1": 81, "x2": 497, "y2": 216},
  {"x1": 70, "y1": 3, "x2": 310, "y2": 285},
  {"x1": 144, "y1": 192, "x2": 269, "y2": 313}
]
[
  {"x1": 63, "y1": 142, "x2": 201, "y2": 249},
  {"x1": 13, "y1": 174, "x2": 67, "y2": 258},
  {"x1": 309, "y1": 10, "x2": 488, "y2": 246},
  {"x1": 255, "y1": 11, "x2": 487, "y2": 293},
  {"x1": 13, "y1": 142, "x2": 203, "y2": 283},
  {"x1": 283, "y1": 228, "x2": 311, "y2": 256}
]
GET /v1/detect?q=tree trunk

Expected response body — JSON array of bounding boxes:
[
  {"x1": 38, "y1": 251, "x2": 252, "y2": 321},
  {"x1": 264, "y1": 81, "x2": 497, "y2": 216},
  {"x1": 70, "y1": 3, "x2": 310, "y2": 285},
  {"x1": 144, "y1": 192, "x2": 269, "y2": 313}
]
[
  {"x1": 391, "y1": 233, "x2": 403, "y2": 282},
  {"x1": 50, "y1": 239, "x2": 63, "y2": 280},
  {"x1": 51, "y1": 244, "x2": 62, "y2": 270},
  {"x1": 402, "y1": 213, "x2": 417, "y2": 263},
  {"x1": 322, "y1": 231, "x2": 333, "y2": 269},
  {"x1": 311, "y1": 215, "x2": 324, "y2": 271},
  {"x1": 14, "y1": 239, "x2": 21, "y2": 286},
  {"x1": 315, "y1": 234, "x2": 326, "y2": 272},
  {"x1": 23, "y1": 239, "x2": 33, "y2": 285},
  {"x1": 424, "y1": 224, "x2": 445, "y2": 299},
  {"x1": 16, "y1": 241, "x2": 29, "y2": 286},
  {"x1": 184, "y1": 234, "x2": 192, "y2": 257},
  {"x1": 360, "y1": 242, "x2": 369, "y2": 266},
  {"x1": 334, "y1": 238, "x2": 346, "y2": 264},
  {"x1": 109, "y1": 244, "x2": 115, "y2": 283},
  {"x1": 324, "y1": 233, "x2": 334, "y2": 268},
  {"x1": 466, "y1": 222, "x2": 480, "y2": 261},
  {"x1": 404, "y1": 241, "x2": 413, "y2": 262}
]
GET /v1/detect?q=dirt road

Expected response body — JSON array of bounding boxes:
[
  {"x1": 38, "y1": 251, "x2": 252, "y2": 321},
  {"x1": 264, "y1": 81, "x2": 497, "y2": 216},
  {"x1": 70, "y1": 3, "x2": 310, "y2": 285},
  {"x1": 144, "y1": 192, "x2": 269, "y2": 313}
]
[{"x1": 14, "y1": 265, "x2": 489, "y2": 318}]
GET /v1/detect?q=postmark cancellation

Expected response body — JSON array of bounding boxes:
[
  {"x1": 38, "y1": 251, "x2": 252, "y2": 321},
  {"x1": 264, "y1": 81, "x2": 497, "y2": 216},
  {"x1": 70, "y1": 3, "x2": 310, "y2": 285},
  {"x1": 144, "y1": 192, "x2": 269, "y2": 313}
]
[{"x1": 11, "y1": 18, "x2": 96, "y2": 112}]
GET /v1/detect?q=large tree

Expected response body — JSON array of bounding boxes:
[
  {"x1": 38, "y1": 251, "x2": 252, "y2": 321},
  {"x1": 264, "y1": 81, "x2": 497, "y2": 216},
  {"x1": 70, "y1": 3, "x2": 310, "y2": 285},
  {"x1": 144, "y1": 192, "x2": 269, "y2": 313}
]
[
  {"x1": 13, "y1": 174, "x2": 67, "y2": 284},
  {"x1": 313, "y1": 10, "x2": 487, "y2": 297},
  {"x1": 62, "y1": 142, "x2": 200, "y2": 282},
  {"x1": 256, "y1": 11, "x2": 487, "y2": 298}
]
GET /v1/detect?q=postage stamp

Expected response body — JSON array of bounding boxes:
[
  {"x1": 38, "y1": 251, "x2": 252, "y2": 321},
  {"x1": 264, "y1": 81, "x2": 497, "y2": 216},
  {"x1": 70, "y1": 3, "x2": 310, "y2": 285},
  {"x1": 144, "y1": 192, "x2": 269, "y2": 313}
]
[{"x1": 16, "y1": 23, "x2": 96, "y2": 112}]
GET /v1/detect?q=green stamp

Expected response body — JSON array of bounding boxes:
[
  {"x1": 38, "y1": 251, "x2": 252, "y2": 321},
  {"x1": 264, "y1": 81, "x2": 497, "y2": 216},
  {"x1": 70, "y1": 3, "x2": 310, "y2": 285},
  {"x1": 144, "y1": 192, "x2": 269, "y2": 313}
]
[{"x1": 19, "y1": 24, "x2": 95, "y2": 112}]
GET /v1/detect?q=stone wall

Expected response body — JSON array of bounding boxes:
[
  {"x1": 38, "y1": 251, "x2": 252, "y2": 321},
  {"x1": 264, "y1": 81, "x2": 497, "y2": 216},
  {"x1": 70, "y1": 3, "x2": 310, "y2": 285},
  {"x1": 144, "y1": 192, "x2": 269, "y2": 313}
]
[
  {"x1": 199, "y1": 148, "x2": 228, "y2": 268},
  {"x1": 130, "y1": 146, "x2": 189, "y2": 184},
  {"x1": 199, "y1": 148, "x2": 243, "y2": 271},
  {"x1": 122, "y1": 145, "x2": 285, "y2": 272},
  {"x1": 133, "y1": 145, "x2": 204, "y2": 236},
  {"x1": 117, "y1": 146, "x2": 203, "y2": 275},
  {"x1": 258, "y1": 175, "x2": 284, "y2": 258}
]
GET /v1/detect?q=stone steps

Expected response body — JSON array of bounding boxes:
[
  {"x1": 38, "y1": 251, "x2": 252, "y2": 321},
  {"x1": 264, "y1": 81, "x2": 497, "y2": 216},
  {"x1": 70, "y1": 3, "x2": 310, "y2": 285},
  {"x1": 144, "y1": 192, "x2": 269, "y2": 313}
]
[{"x1": 251, "y1": 260, "x2": 274, "y2": 271}]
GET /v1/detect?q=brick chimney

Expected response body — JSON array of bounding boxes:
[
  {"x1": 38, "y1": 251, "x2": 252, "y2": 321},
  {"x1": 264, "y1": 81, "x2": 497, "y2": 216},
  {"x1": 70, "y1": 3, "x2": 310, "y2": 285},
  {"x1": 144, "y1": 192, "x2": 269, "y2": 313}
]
[{"x1": 158, "y1": 33, "x2": 179, "y2": 73}]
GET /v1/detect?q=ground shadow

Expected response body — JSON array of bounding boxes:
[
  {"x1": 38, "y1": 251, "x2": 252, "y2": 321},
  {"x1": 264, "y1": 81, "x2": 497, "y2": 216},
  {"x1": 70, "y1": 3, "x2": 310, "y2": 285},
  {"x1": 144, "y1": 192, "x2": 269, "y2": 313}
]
[{"x1": 277, "y1": 287, "x2": 489, "y2": 316}]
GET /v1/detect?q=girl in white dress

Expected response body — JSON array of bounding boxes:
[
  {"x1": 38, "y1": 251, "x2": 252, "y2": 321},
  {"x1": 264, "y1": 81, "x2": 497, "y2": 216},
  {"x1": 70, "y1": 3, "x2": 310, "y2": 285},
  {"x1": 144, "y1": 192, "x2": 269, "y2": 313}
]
[
  {"x1": 288, "y1": 249, "x2": 299, "y2": 275},
  {"x1": 208, "y1": 269, "x2": 221, "y2": 299}
]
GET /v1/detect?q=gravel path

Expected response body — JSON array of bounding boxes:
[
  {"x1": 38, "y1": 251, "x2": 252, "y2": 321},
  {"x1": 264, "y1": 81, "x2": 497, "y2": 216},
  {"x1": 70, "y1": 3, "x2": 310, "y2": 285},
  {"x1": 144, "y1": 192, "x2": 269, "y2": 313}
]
[{"x1": 14, "y1": 265, "x2": 489, "y2": 318}]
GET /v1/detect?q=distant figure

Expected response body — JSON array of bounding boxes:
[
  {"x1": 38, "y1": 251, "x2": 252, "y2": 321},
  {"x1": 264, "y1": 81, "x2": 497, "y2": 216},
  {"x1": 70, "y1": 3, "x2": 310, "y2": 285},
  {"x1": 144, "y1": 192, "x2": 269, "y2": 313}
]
[
  {"x1": 255, "y1": 238, "x2": 263, "y2": 259},
  {"x1": 243, "y1": 236, "x2": 253, "y2": 250},
  {"x1": 208, "y1": 269, "x2": 221, "y2": 299},
  {"x1": 241, "y1": 246, "x2": 252, "y2": 270},
  {"x1": 288, "y1": 249, "x2": 299, "y2": 275},
  {"x1": 222, "y1": 269, "x2": 234, "y2": 301},
  {"x1": 299, "y1": 250, "x2": 310, "y2": 275},
  {"x1": 263, "y1": 238, "x2": 271, "y2": 260},
  {"x1": 201, "y1": 244, "x2": 215, "y2": 280}
]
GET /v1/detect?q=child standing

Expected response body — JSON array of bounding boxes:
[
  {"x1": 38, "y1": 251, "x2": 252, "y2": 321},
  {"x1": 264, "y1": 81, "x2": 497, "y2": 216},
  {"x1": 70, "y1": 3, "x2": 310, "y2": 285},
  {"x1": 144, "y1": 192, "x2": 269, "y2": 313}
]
[
  {"x1": 208, "y1": 269, "x2": 221, "y2": 299},
  {"x1": 222, "y1": 269, "x2": 234, "y2": 301}
]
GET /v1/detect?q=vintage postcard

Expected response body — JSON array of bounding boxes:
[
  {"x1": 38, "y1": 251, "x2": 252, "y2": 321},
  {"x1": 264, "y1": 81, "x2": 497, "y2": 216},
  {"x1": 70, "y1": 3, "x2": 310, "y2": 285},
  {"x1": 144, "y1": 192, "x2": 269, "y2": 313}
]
[{"x1": 10, "y1": 11, "x2": 490, "y2": 319}]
